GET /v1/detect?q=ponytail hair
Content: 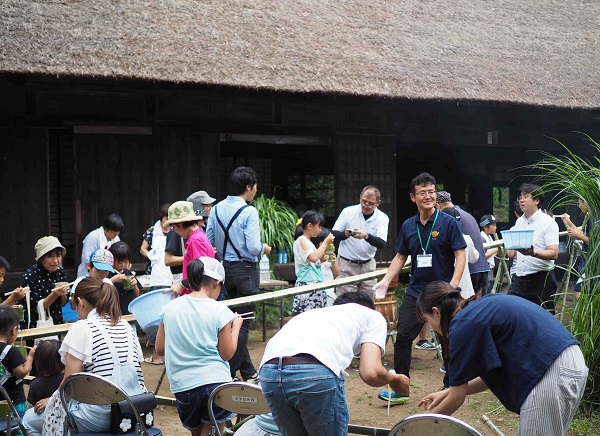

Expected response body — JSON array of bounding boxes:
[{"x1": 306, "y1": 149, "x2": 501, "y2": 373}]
[
  {"x1": 74, "y1": 277, "x2": 122, "y2": 325},
  {"x1": 295, "y1": 210, "x2": 325, "y2": 240}
]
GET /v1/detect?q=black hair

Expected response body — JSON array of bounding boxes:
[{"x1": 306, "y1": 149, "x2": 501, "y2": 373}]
[
  {"x1": 519, "y1": 183, "x2": 544, "y2": 207},
  {"x1": 441, "y1": 207, "x2": 462, "y2": 231},
  {"x1": 310, "y1": 227, "x2": 330, "y2": 247},
  {"x1": 361, "y1": 185, "x2": 381, "y2": 201},
  {"x1": 31, "y1": 339, "x2": 64, "y2": 377},
  {"x1": 410, "y1": 172, "x2": 437, "y2": 194},
  {"x1": 176, "y1": 220, "x2": 199, "y2": 229},
  {"x1": 108, "y1": 241, "x2": 131, "y2": 262},
  {"x1": 333, "y1": 291, "x2": 376, "y2": 310},
  {"x1": 295, "y1": 210, "x2": 325, "y2": 239},
  {"x1": 0, "y1": 256, "x2": 10, "y2": 271},
  {"x1": 229, "y1": 166, "x2": 258, "y2": 196},
  {"x1": 103, "y1": 213, "x2": 125, "y2": 232},
  {"x1": 74, "y1": 278, "x2": 122, "y2": 325},
  {"x1": 158, "y1": 203, "x2": 171, "y2": 220},
  {"x1": 0, "y1": 305, "x2": 21, "y2": 334}
]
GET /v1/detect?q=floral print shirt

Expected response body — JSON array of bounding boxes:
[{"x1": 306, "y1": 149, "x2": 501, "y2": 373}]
[{"x1": 20, "y1": 262, "x2": 67, "y2": 327}]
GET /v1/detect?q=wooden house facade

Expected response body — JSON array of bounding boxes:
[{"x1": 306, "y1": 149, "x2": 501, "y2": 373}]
[{"x1": 1, "y1": 0, "x2": 599, "y2": 278}]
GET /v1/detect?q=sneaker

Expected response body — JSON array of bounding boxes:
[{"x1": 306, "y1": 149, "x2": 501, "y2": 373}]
[
  {"x1": 440, "y1": 365, "x2": 446, "y2": 374},
  {"x1": 377, "y1": 390, "x2": 409, "y2": 404},
  {"x1": 245, "y1": 373, "x2": 260, "y2": 384},
  {"x1": 414, "y1": 340, "x2": 437, "y2": 350}
]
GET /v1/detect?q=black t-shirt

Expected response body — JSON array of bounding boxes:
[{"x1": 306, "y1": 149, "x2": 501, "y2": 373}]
[
  {"x1": 0, "y1": 343, "x2": 26, "y2": 404},
  {"x1": 107, "y1": 268, "x2": 143, "y2": 315},
  {"x1": 27, "y1": 372, "x2": 63, "y2": 405},
  {"x1": 165, "y1": 231, "x2": 184, "y2": 275}
]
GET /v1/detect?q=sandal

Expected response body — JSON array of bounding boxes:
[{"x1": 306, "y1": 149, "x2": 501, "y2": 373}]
[{"x1": 144, "y1": 356, "x2": 164, "y2": 365}]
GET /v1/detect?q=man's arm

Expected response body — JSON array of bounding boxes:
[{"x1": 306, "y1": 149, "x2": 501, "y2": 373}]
[
  {"x1": 358, "y1": 343, "x2": 409, "y2": 394},
  {"x1": 516, "y1": 245, "x2": 558, "y2": 260},
  {"x1": 245, "y1": 208, "x2": 264, "y2": 257},
  {"x1": 450, "y1": 248, "x2": 466, "y2": 288}
]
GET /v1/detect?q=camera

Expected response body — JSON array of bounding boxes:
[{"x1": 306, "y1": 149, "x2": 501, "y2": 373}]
[{"x1": 348, "y1": 228, "x2": 360, "y2": 237}]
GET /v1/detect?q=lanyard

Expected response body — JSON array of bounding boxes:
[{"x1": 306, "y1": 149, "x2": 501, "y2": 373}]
[{"x1": 416, "y1": 209, "x2": 439, "y2": 254}]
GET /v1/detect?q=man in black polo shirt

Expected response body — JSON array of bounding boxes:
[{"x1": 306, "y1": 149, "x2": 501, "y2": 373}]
[{"x1": 374, "y1": 172, "x2": 466, "y2": 404}]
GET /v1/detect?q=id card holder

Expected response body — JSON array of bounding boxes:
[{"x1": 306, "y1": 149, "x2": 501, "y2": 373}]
[{"x1": 416, "y1": 254, "x2": 433, "y2": 268}]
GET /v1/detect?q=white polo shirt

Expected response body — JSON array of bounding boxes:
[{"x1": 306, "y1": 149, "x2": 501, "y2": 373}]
[
  {"x1": 512, "y1": 209, "x2": 559, "y2": 276},
  {"x1": 332, "y1": 205, "x2": 389, "y2": 261}
]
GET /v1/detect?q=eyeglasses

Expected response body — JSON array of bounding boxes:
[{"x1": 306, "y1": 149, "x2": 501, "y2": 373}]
[
  {"x1": 361, "y1": 200, "x2": 378, "y2": 208},
  {"x1": 415, "y1": 190, "x2": 437, "y2": 197},
  {"x1": 517, "y1": 194, "x2": 532, "y2": 202}
]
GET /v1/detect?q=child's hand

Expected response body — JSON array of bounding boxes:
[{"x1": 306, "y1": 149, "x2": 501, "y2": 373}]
[
  {"x1": 232, "y1": 313, "x2": 243, "y2": 330},
  {"x1": 111, "y1": 273, "x2": 127, "y2": 283},
  {"x1": 128, "y1": 276, "x2": 138, "y2": 287},
  {"x1": 34, "y1": 397, "x2": 49, "y2": 414},
  {"x1": 325, "y1": 233, "x2": 335, "y2": 245},
  {"x1": 28, "y1": 345, "x2": 37, "y2": 358}
]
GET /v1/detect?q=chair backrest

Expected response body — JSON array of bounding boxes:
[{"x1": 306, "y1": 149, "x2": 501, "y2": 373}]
[
  {"x1": 60, "y1": 372, "x2": 150, "y2": 436},
  {"x1": 208, "y1": 382, "x2": 271, "y2": 436},
  {"x1": 0, "y1": 383, "x2": 27, "y2": 436},
  {"x1": 389, "y1": 413, "x2": 483, "y2": 436}
]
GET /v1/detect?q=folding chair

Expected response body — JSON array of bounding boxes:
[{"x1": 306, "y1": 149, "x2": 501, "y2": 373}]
[
  {"x1": 60, "y1": 372, "x2": 161, "y2": 436},
  {"x1": 207, "y1": 381, "x2": 271, "y2": 436},
  {"x1": 389, "y1": 413, "x2": 482, "y2": 436},
  {"x1": 0, "y1": 383, "x2": 27, "y2": 436}
]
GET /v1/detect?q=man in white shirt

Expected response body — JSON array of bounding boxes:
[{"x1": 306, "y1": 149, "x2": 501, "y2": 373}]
[
  {"x1": 259, "y1": 291, "x2": 408, "y2": 436},
  {"x1": 507, "y1": 183, "x2": 559, "y2": 313},
  {"x1": 332, "y1": 186, "x2": 389, "y2": 299}
]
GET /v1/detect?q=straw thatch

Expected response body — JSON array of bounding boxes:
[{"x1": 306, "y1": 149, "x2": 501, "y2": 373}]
[{"x1": 1, "y1": 0, "x2": 599, "y2": 108}]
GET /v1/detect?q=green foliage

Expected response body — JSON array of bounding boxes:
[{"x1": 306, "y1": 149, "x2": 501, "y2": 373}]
[
  {"x1": 526, "y1": 133, "x2": 600, "y2": 407},
  {"x1": 253, "y1": 193, "x2": 298, "y2": 261},
  {"x1": 568, "y1": 406, "x2": 600, "y2": 435}
]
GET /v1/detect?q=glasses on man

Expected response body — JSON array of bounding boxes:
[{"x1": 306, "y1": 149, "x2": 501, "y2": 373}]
[
  {"x1": 361, "y1": 200, "x2": 378, "y2": 208},
  {"x1": 516, "y1": 194, "x2": 532, "y2": 202},
  {"x1": 415, "y1": 190, "x2": 437, "y2": 197}
]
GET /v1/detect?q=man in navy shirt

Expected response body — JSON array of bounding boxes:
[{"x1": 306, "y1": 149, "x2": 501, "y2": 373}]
[{"x1": 375, "y1": 172, "x2": 466, "y2": 404}]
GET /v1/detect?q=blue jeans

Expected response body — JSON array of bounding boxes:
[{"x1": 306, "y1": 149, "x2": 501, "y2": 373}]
[{"x1": 259, "y1": 362, "x2": 349, "y2": 436}]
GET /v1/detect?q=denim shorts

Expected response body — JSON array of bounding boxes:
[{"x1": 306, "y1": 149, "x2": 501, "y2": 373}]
[{"x1": 174, "y1": 383, "x2": 236, "y2": 430}]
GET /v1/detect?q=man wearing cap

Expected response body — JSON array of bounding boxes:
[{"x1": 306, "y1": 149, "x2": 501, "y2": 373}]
[
  {"x1": 187, "y1": 190, "x2": 216, "y2": 226},
  {"x1": 167, "y1": 201, "x2": 215, "y2": 297},
  {"x1": 20, "y1": 236, "x2": 70, "y2": 327},
  {"x1": 332, "y1": 185, "x2": 389, "y2": 299},
  {"x1": 206, "y1": 166, "x2": 272, "y2": 381},
  {"x1": 507, "y1": 183, "x2": 559, "y2": 313},
  {"x1": 480, "y1": 214, "x2": 499, "y2": 294},
  {"x1": 436, "y1": 191, "x2": 490, "y2": 295}
]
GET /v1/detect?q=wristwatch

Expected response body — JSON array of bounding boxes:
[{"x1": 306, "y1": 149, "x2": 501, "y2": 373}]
[{"x1": 365, "y1": 233, "x2": 370, "y2": 240}]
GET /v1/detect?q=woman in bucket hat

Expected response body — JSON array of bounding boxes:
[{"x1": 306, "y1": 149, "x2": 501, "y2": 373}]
[{"x1": 20, "y1": 236, "x2": 70, "y2": 328}]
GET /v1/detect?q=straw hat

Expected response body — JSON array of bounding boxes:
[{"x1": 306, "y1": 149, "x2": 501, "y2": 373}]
[
  {"x1": 34, "y1": 236, "x2": 66, "y2": 261},
  {"x1": 166, "y1": 201, "x2": 200, "y2": 225}
]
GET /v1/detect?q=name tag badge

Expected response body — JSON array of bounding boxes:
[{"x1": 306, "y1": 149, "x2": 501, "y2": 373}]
[{"x1": 417, "y1": 254, "x2": 433, "y2": 268}]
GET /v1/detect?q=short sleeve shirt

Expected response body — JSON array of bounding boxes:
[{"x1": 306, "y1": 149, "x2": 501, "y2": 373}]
[
  {"x1": 513, "y1": 209, "x2": 559, "y2": 276},
  {"x1": 0, "y1": 343, "x2": 26, "y2": 404},
  {"x1": 395, "y1": 210, "x2": 466, "y2": 299},
  {"x1": 20, "y1": 263, "x2": 68, "y2": 327},
  {"x1": 165, "y1": 231, "x2": 184, "y2": 275},
  {"x1": 448, "y1": 293, "x2": 579, "y2": 413}
]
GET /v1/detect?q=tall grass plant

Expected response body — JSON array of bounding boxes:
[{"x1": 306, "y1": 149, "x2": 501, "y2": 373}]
[{"x1": 527, "y1": 133, "x2": 600, "y2": 406}]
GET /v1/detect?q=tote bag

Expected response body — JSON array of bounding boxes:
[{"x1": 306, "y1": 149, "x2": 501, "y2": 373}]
[{"x1": 34, "y1": 300, "x2": 59, "y2": 345}]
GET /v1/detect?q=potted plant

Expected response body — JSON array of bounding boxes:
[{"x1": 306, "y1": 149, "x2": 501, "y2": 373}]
[{"x1": 253, "y1": 193, "x2": 298, "y2": 262}]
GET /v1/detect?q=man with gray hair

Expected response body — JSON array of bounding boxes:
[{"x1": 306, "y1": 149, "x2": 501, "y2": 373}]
[{"x1": 332, "y1": 185, "x2": 389, "y2": 299}]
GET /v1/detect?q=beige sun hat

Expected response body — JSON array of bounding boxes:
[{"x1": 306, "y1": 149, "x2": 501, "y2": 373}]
[
  {"x1": 165, "y1": 201, "x2": 201, "y2": 225},
  {"x1": 34, "y1": 236, "x2": 66, "y2": 261}
]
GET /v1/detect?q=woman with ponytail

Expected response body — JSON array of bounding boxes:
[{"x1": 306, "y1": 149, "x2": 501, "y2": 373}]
[
  {"x1": 28, "y1": 278, "x2": 147, "y2": 435},
  {"x1": 416, "y1": 281, "x2": 587, "y2": 435}
]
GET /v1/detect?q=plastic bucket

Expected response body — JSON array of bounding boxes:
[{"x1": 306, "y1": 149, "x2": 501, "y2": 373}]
[
  {"x1": 62, "y1": 303, "x2": 79, "y2": 323},
  {"x1": 501, "y1": 229, "x2": 535, "y2": 250},
  {"x1": 128, "y1": 289, "x2": 172, "y2": 331}
]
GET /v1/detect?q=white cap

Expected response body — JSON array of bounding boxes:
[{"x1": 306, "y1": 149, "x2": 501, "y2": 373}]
[{"x1": 199, "y1": 256, "x2": 225, "y2": 283}]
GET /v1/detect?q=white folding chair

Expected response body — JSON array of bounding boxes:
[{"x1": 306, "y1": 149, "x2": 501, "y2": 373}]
[
  {"x1": 60, "y1": 372, "x2": 161, "y2": 436},
  {"x1": 207, "y1": 381, "x2": 271, "y2": 436},
  {"x1": 0, "y1": 383, "x2": 27, "y2": 436},
  {"x1": 389, "y1": 413, "x2": 483, "y2": 436}
]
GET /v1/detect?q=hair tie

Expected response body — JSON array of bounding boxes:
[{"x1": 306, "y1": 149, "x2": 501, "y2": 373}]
[
  {"x1": 296, "y1": 217, "x2": 303, "y2": 226},
  {"x1": 449, "y1": 288, "x2": 462, "y2": 298}
]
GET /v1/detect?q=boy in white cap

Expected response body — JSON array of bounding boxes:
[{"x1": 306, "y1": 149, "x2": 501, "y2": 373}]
[{"x1": 156, "y1": 257, "x2": 243, "y2": 436}]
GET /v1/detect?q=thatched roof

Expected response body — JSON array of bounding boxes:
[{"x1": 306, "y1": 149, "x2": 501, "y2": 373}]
[{"x1": 1, "y1": 0, "x2": 599, "y2": 108}]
